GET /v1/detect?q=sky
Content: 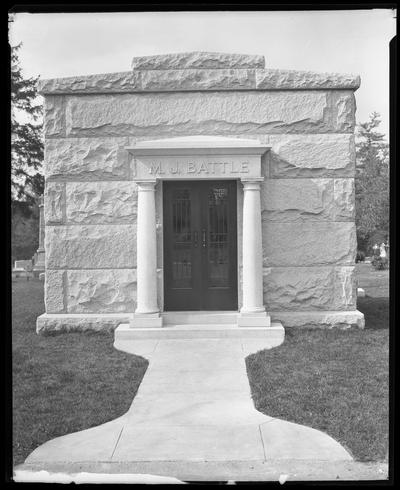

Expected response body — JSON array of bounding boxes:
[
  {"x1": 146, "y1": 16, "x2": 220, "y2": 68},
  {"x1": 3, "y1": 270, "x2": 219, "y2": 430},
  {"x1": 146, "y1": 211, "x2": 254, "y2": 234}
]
[{"x1": 9, "y1": 9, "x2": 396, "y2": 138}]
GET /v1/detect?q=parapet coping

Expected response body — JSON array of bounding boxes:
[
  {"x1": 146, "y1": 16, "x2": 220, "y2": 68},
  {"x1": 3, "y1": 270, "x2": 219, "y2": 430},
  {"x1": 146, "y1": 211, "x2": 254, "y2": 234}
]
[{"x1": 38, "y1": 68, "x2": 361, "y2": 95}]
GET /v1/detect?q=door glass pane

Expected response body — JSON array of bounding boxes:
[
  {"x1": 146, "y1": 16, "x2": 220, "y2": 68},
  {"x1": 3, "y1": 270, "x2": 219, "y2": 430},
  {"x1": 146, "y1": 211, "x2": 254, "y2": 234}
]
[
  {"x1": 172, "y1": 189, "x2": 192, "y2": 288},
  {"x1": 208, "y1": 186, "x2": 229, "y2": 288}
]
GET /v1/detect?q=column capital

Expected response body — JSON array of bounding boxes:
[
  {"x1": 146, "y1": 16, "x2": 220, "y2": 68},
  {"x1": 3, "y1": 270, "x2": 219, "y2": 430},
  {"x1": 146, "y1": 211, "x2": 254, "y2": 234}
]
[
  {"x1": 241, "y1": 177, "x2": 264, "y2": 190},
  {"x1": 135, "y1": 179, "x2": 157, "y2": 191}
]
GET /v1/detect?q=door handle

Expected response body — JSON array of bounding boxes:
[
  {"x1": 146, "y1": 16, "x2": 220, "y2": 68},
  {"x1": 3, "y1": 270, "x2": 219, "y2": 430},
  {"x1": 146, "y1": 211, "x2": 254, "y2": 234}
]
[
  {"x1": 202, "y1": 229, "x2": 207, "y2": 248},
  {"x1": 193, "y1": 231, "x2": 198, "y2": 247}
]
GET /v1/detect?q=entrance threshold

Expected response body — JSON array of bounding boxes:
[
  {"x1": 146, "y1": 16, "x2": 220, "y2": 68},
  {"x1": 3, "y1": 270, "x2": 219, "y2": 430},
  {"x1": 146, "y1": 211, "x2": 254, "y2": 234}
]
[
  {"x1": 115, "y1": 309, "x2": 282, "y2": 343},
  {"x1": 162, "y1": 311, "x2": 239, "y2": 327},
  {"x1": 114, "y1": 321, "x2": 284, "y2": 342}
]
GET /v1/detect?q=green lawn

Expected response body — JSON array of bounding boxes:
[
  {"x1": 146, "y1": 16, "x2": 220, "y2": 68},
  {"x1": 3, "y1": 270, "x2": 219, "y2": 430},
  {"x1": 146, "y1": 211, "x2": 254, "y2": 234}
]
[
  {"x1": 13, "y1": 263, "x2": 389, "y2": 465},
  {"x1": 247, "y1": 263, "x2": 389, "y2": 462}
]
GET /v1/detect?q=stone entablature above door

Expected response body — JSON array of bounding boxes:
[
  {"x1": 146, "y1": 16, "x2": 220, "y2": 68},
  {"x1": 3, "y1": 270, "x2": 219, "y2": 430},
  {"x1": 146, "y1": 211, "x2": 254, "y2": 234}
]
[{"x1": 127, "y1": 136, "x2": 270, "y2": 180}]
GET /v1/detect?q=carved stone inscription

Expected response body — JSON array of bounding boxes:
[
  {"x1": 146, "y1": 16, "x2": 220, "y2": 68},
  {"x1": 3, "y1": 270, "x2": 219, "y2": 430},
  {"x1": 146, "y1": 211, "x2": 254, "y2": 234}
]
[
  {"x1": 149, "y1": 160, "x2": 249, "y2": 175},
  {"x1": 134, "y1": 155, "x2": 261, "y2": 179}
]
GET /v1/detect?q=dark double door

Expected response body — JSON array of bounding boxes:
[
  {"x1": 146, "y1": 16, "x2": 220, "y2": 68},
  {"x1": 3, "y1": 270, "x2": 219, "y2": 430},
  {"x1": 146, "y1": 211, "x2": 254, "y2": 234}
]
[{"x1": 163, "y1": 181, "x2": 238, "y2": 311}]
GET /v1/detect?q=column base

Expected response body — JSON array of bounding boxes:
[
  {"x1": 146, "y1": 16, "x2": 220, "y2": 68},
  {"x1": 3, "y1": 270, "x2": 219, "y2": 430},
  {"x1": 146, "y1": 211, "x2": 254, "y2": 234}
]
[
  {"x1": 237, "y1": 309, "x2": 271, "y2": 327},
  {"x1": 130, "y1": 312, "x2": 163, "y2": 328}
]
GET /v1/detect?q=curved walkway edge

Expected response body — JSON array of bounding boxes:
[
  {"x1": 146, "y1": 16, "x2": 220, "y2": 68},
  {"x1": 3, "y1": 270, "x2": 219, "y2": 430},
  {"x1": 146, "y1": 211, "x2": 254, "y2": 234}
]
[{"x1": 24, "y1": 336, "x2": 353, "y2": 472}]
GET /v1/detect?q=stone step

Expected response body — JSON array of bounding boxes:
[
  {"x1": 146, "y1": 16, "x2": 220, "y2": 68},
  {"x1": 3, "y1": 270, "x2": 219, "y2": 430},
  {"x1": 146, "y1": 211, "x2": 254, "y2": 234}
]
[
  {"x1": 114, "y1": 322, "x2": 284, "y2": 340},
  {"x1": 163, "y1": 323, "x2": 238, "y2": 329},
  {"x1": 162, "y1": 311, "x2": 239, "y2": 325}
]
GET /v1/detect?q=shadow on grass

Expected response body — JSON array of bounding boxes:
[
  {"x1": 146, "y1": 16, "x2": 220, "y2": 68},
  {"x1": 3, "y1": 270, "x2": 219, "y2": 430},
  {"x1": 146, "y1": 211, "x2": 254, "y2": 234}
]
[{"x1": 357, "y1": 296, "x2": 389, "y2": 330}]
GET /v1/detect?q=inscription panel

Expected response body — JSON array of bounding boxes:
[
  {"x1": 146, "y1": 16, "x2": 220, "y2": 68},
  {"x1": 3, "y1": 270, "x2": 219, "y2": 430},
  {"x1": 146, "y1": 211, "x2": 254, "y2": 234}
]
[{"x1": 133, "y1": 155, "x2": 261, "y2": 180}]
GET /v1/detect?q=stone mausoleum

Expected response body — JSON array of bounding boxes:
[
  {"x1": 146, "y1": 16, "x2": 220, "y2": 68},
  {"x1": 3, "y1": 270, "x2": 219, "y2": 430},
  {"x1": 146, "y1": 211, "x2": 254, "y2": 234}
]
[{"x1": 36, "y1": 52, "x2": 364, "y2": 334}]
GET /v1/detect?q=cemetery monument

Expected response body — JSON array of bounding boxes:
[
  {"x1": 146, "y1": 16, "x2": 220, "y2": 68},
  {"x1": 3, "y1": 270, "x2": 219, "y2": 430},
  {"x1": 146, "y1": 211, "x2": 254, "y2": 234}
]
[{"x1": 36, "y1": 52, "x2": 364, "y2": 333}]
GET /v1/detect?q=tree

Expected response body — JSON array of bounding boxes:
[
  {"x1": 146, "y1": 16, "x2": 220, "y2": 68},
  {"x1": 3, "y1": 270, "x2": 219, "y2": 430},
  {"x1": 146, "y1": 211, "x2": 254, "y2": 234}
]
[
  {"x1": 355, "y1": 112, "x2": 389, "y2": 253},
  {"x1": 11, "y1": 43, "x2": 44, "y2": 203}
]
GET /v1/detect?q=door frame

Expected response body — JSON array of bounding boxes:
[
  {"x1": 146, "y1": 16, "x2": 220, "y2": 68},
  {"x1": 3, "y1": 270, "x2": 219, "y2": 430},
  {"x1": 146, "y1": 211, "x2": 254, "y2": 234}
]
[{"x1": 161, "y1": 179, "x2": 239, "y2": 311}]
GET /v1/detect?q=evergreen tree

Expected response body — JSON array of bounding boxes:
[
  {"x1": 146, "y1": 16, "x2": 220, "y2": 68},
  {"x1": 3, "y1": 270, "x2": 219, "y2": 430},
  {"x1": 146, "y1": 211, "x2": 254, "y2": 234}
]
[
  {"x1": 355, "y1": 112, "x2": 389, "y2": 253},
  {"x1": 11, "y1": 43, "x2": 44, "y2": 203}
]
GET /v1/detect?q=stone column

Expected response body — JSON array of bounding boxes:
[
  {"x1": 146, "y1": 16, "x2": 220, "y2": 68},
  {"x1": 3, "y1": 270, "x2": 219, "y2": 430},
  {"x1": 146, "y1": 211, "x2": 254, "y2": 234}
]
[
  {"x1": 131, "y1": 180, "x2": 162, "y2": 327},
  {"x1": 238, "y1": 178, "x2": 270, "y2": 327},
  {"x1": 33, "y1": 195, "x2": 45, "y2": 276}
]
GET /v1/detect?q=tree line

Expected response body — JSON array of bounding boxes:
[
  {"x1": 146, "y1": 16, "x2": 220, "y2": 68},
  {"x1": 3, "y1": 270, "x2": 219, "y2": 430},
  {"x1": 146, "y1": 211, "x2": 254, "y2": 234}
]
[
  {"x1": 11, "y1": 44, "x2": 43, "y2": 264},
  {"x1": 355, "y1": 112, "x2": 389, "y2": 253}
]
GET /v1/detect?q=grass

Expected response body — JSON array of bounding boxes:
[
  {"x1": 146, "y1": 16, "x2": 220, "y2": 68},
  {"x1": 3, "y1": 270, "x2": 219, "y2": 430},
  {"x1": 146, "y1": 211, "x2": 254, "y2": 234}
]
[
  {"x1": 12, "y1": 278, "x2": 148, "y2": 466},
  {"x1": 13, "y1": 263, "x2": 389, "y2": 465},
  {"x1": 246, "y1": 263, "x2": 389, "y2": 462}
]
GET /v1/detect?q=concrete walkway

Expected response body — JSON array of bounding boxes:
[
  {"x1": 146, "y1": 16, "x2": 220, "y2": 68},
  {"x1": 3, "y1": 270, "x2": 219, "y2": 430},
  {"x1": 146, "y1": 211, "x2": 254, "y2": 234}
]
[{"x1": 23, "y1": 335, "x2": 353, "y2": 480}]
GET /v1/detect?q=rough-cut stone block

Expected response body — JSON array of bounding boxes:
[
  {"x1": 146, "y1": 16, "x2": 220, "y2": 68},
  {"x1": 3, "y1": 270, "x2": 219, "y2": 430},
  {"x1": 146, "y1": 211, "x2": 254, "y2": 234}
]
[
  {"x1": 263, "y1": 267, "x2": 334, "y2": 311},
  {"x1": 333, "y1": 266, "x2": 357, "y2": 310},
  {"x1": 36, "y1": 313, "x2": 132, "y2": 334},
  {"x1": 269, "y1": 134, "x2": 355, "y2": 178},
  {"x1": 45, "y1": 225, "x2": 136, "y2": 269},
  {"x1": 44, "y1": 138, "x2": 129, "y2": 180},
  {"x1": 334, "y1": 178, "x2": 355, "y2": 220},
  {"x1": 38, "y1": 58, "x2": 360, "y2": 95},
  {"x1": 38, "y1": 71, "x2": 140, "y2": 94},
  {"x1": 64, "y1": 91, "x2": 349, "y2": 138},
  {"x1": 261, "y1": 179, "x2": 334, "y2": 221},
  {"x1": 66, "y1": 182, "x2": 137, "y2": 224},
  {"x1": 336, "y1": 93, "x2": 356, "y2": 132},
  {"x1": 256, "y1": 69, "x2": 360, "y2": 90},
  {"x1": 131, "y1": 51, "x2": 265, "y2": 70},
  {"x1": 66, "y1": 269, "x2": 136, "y2": 313},
  {"x1": 262, "y1": 222, "x2": 356, "y2": 266},
  {"x1": 44, "y1": 182, "x2": 64, "y2": 224},
  {"x1": 140, "y1": 69, "x2": 256, "y2": 91},
  {"x1": 44, "y1": 96, "x2": 64, "y2": 137},
  {"x1": 45, "y1": 270, "x2": 65, "y2": 313},
  {"x1": 270, "y1": 310, "x2": 365, "y2": 329}
]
